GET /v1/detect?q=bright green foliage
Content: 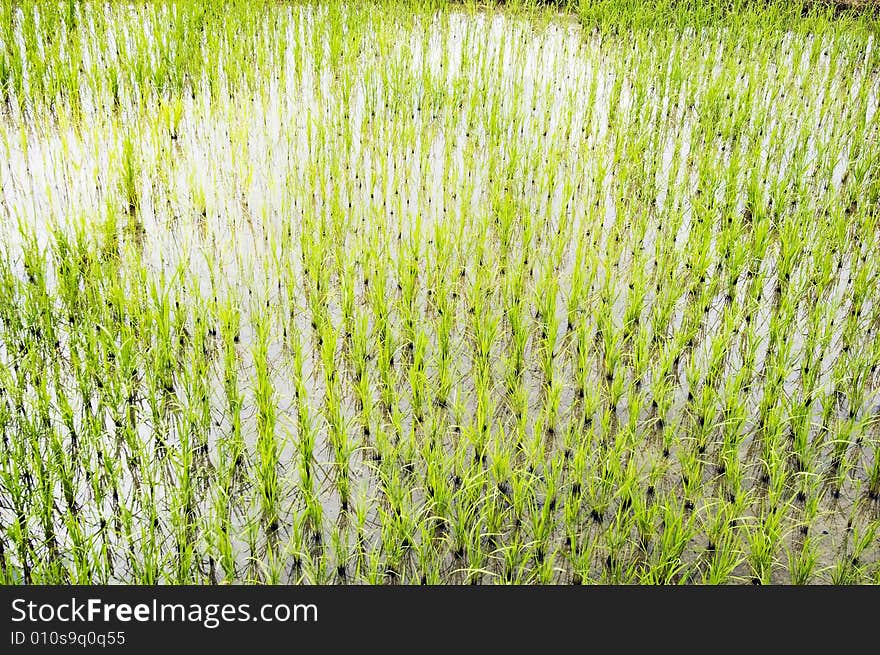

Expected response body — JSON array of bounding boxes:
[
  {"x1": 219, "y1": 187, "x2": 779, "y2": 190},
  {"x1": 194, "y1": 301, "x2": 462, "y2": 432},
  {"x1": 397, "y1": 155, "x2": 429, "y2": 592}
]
[{"x1": 0, "y1": 1, "x2": 878, "y2": 584}]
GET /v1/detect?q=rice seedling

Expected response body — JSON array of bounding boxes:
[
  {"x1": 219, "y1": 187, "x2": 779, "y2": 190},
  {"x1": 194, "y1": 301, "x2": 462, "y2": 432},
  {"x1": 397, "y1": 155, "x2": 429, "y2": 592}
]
[{"x1": 0, "y1": 0, "x2": 878, "y2": 585}]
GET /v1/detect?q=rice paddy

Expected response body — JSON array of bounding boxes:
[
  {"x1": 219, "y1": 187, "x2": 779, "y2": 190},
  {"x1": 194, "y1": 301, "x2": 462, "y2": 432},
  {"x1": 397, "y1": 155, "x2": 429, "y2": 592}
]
[{"x1": 1, "y1": 0, "x2": 879, "y2": 584}]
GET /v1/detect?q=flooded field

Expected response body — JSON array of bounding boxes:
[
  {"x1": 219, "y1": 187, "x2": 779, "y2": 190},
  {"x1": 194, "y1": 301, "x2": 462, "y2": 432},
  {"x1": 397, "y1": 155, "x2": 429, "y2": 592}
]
[{"x1": 0, "y1": 1, "x2": 879, "y2": 583}]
